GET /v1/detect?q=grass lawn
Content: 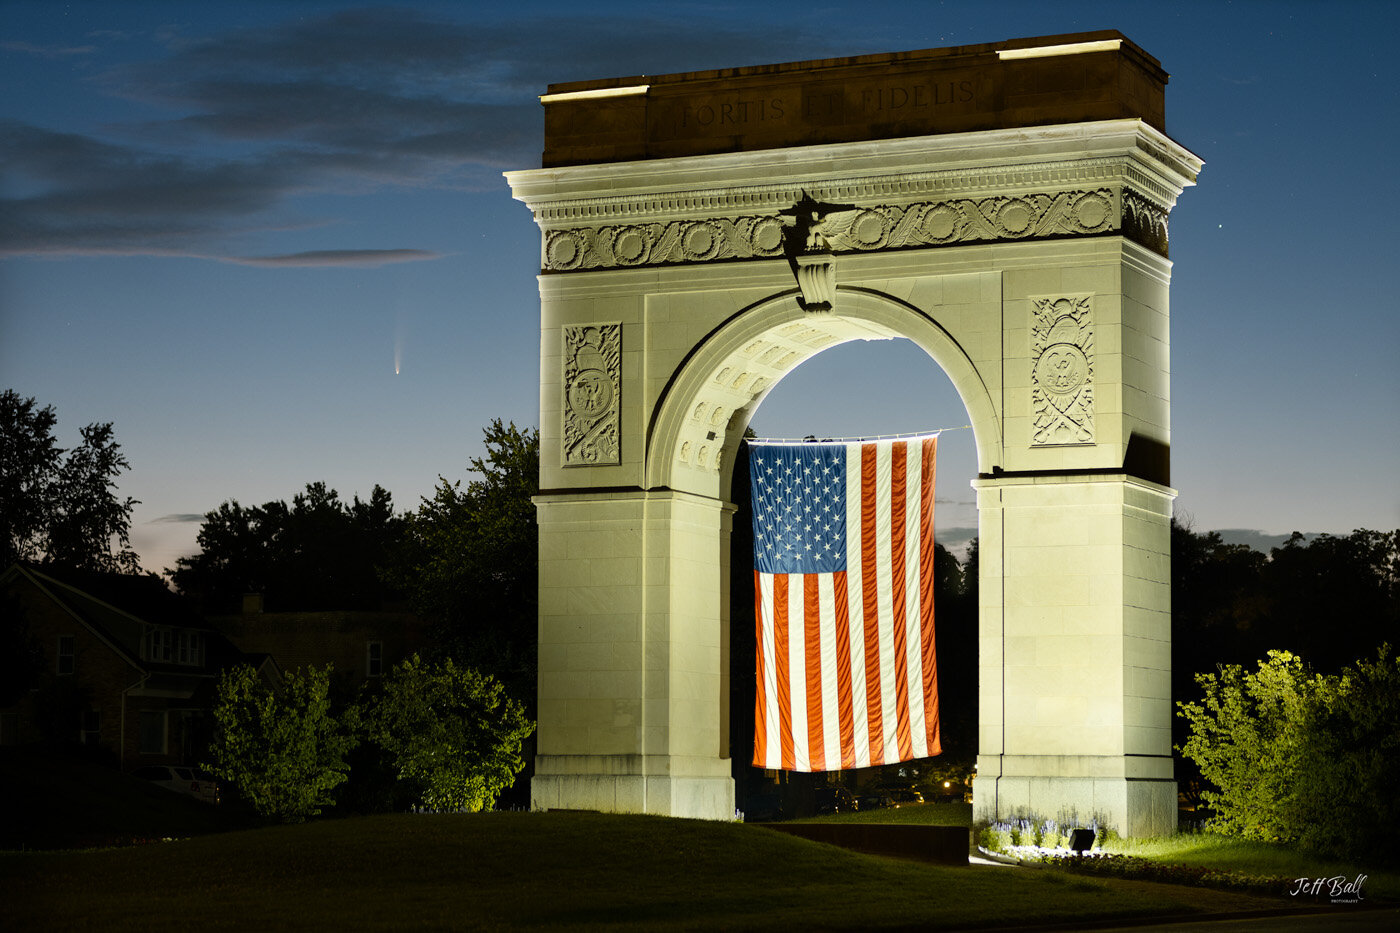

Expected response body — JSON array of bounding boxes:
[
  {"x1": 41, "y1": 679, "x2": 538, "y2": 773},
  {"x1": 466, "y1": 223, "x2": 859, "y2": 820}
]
[
  {"x1": 796, "y1": 800, "x2": 973, "y2": 826},
  {"x1": 0, "y1": 811, "x2": 1327, "y2": 932},
  {"x1": 0, "y1": 747, "x2": 252, "y2": 849},
  {"x1": 801, "y1": 801, "x2": 1398, "y2": 903},
  {"x1": 1103, "y1": 831, "x2": 1400, "y2": 900}
]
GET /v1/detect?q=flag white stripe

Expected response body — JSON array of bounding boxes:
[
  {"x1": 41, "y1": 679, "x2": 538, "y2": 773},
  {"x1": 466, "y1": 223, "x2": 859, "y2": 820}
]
[
  {"x1": 818, "y1": 572, "x2": 840, "y2": 771},
  {"x1": 873, "y1": 443, "x2": 899, "y2": 759},
  {"x1": 904, "y1": 441, "x2": 929, "y2": 758},
  {"x1": 844, "y1": 444, "x2": 870, "y2": 769},
  {"x1": 787, "y1": 574, "x2": 808, "y2": 772},
  {"x1": 757, "y1": 572, "x2": 779, "y2": 770}
]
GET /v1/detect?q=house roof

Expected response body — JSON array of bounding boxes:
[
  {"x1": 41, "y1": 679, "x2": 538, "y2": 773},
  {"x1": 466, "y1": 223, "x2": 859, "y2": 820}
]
[{"x1": 2, "y1": 563, "x2": 246, "y2": 679}]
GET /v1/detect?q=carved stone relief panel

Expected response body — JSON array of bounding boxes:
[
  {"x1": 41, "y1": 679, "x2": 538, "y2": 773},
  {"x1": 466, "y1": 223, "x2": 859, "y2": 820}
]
[
  {"x1": 562, "y1": 323, "x2": 621, "y2": 466},
  {"x1": 1030, "y1": 296, "x2": 1095, "y2": 447}
]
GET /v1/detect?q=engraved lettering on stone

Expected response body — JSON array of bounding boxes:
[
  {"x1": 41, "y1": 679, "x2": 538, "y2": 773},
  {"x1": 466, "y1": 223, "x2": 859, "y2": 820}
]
[
  {"x1": 540, "y1": 188, "x2": 1124, "y2": 271},
  {"x1": 1031, "y1": 297, "x2": 1095, "y2": 446},
  {"x1": 563, "y1": 323, "x2": 621, "y2": 465}
]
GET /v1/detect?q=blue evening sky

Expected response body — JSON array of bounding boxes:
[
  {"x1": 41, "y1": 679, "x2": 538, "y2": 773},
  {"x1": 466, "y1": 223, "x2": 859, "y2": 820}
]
[{"x1": 2, "y1": 0, "x2": 1397, "y2": 575}]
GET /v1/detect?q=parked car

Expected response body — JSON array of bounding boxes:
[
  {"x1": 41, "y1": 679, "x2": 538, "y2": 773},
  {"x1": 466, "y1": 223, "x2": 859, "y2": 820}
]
[
  {"x1": 814, "y1": 786, "x2": 857, "y2": 814},
  {"x1": 134, "y1": 765, "x2": 221, "y2": 804},
  {"x1": 856, "y1": 793, "x2": 897, "y2": 811},
  {"x1": 879, "y1": 786, "x2": 925, "y2": 806}
]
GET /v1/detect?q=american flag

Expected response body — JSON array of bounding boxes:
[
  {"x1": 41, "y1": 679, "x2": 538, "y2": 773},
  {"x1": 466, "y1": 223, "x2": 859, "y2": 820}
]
[{"x1": 749, "y1": 436, "x2": 941, "y2": 771}]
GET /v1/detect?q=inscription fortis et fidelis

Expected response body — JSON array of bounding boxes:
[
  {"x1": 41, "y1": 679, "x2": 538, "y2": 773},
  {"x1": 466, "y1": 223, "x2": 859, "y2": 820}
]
[{"x1": 672, "y1": 79, "x2": 976, "y2": 132}]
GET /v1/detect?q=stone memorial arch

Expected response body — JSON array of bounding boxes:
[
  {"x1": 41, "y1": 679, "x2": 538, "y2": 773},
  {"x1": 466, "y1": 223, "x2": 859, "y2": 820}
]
[{"x1": 506, "y1": 31, "x2": 1201, "y2": 836}]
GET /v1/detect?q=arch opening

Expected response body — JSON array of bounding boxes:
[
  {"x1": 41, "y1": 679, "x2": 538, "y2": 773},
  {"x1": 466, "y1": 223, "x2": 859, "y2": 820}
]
[
  {"x1": 723, "y1": 331, "x2": 984, "y2": 816},
  {"x1": 645, "y1": 287, "x2": 1002, "y2": 505}
]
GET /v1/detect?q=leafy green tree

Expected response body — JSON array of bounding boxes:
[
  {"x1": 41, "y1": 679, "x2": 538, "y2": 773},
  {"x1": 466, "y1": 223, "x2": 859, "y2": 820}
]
[
  {"x1": 1178, "y1": 646, "x2": 1400, "y2": 858},
  {"x1": 386, "y1": 420, "x2": 539, "y2": 703},
  {"x1": 206, "y1": 664, "x2": 355, "y2": 822},
  {"x1": 1178, "y1": 650, "x2": 1326, "y2": 843},
  {"x1": 1292, "y1": 645, "x2": 1400, "y2": 858},
  {"x1": 363, "y1": 654, "x2": 533, "y2": 812},
  {"x1": 171, "y1": 482, "x2": 403, "y2": 612},
  {"x1": 0, "y1": 389, "x2": 140, "y2": 572}
]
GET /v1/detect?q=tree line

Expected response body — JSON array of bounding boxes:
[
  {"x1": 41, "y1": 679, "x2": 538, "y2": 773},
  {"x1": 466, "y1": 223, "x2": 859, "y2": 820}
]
[{"x1": 3, "y1": 388, "x2": 1396, "y2": 847}]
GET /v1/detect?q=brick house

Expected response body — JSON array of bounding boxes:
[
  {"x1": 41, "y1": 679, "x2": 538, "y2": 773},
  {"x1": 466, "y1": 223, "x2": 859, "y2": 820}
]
[
  {"x1": 209, "y1": 594, "x2": 426, "y2": 695},
  {"x1": 0, "y1": 563, "x2": 272, "y2": 769}
]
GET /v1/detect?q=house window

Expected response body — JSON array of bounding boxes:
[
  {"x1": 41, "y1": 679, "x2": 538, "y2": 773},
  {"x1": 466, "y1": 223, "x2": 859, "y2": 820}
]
[
  {"x1": 139, "y1": 711, "x2": 167, "y2": 754},
  {"x1": 176, "y1": 631, "x2": 205, "y2": 666},
  {"x1": 367, "y1": 641, "x2": 383, "y2": 678},
  {"x1": 146, "y1": 628, "x2": 172, "y2": 663},
  {"x1": 81, "y1": 710, "x2": 101, "y2": 746},
  {"x1": 57, "y1": 635, "x2": 75, "y2": 674}
]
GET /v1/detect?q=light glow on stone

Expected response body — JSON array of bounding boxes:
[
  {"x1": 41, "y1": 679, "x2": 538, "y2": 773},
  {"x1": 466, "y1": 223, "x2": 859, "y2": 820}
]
[
  {"x1": 997, "y1": 39, "x2": 1122, "y2": 60},
  {"x1": 539, "y1": 85, "x2": 650, "y2": 103}
]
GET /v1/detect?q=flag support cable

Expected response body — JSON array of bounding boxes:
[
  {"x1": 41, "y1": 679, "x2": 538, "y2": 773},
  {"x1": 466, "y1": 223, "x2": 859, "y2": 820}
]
[{"x1": 747, "y1": 425, "x2": 969, "y2": 445}]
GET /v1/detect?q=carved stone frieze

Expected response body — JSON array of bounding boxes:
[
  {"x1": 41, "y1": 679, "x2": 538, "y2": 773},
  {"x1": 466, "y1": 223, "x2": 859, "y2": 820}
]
[
  {"x1": 1122, "y1": 191, "x2": 1169, "y2": 256},
  {"x1": 562, "y1": 323, "x2": 621, "y2": 466},
  {"x1": 545, "y1": 216, "x2": 785, "y2": 271},
  {"x1": 1030, "y1": 296, "x2": 1095, "y2": 447},
  {"x1": 540, "y1": 188, "x2": 1149, "y2": 272}
]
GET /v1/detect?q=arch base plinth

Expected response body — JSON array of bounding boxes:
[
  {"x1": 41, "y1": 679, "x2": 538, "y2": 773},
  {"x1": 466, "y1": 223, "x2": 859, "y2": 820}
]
[{"x1": 532, "y1": 755, "x2": 735, "y2": 820}]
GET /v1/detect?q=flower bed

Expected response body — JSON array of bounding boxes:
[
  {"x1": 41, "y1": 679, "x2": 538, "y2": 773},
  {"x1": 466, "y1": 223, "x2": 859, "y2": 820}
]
[{"x1": 1032, "y1": 850, "x2": 1299, "y2": 898}]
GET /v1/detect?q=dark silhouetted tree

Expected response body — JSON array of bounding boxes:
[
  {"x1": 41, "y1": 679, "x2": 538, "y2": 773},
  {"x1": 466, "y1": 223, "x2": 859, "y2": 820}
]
[
  {"x1": 1261, "y1": 529, "x2": 1399, "y2": 671},
  {"x1": 385, "y1": 420, "x2": 539, "y2": 706},
  {"x1": 170, "y1": 482, "x2": 404, "y2": 613},
  {"x1": 0, "y1": 390, "x2": 140, "y2": 573}
]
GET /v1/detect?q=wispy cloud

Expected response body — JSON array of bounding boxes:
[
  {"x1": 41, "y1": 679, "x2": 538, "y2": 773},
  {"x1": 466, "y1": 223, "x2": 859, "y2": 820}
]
[
  {"x1": 1, "y1": 9, "x2": 843, "y2": 263},
  {"x1": 229, "y1": 249, "x2": 442, "y2": 267},
  {"x1": 0, "y1": 40, "x2": 96, "y2": 58}
]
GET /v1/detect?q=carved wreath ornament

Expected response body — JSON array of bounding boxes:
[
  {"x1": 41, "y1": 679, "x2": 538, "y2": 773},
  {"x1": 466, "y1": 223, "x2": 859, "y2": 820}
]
[
  {"x1": 1030, "y1": 296, "x2": 1095, "y2": 446},
  {"x1": 562, "y1": 323, "x2": 621, "y2": 466},
  {"x1": 542, "y1": 189, "x2": 1126, "y2": 271}
]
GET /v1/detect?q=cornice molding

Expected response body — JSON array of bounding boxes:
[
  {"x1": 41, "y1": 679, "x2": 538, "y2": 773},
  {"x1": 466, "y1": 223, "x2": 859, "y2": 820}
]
[{"x1": 511, "y1": 120, "x2": 1194, "y2": 268}]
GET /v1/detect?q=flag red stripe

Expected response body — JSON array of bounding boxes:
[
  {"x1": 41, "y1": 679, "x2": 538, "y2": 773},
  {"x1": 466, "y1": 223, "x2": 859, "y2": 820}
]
[
  {"x1": 889, "y1": 441, "x2": 914, "y2": 761},
  {"x1": 919, "y1": 438, "x2": 942, "y2": 755},
  {"x1": 774, "y1": 574, "x2": 795, "y2": 771},
  {"x1": 860, "y1": 444, "x2": 883, "y2": 764},
  {"x1": 804, "y1": 575, "x2": 824, "y2": 772},
  {"x1": 833, "y1": 570, "x2": 856, "y2": 770}
]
